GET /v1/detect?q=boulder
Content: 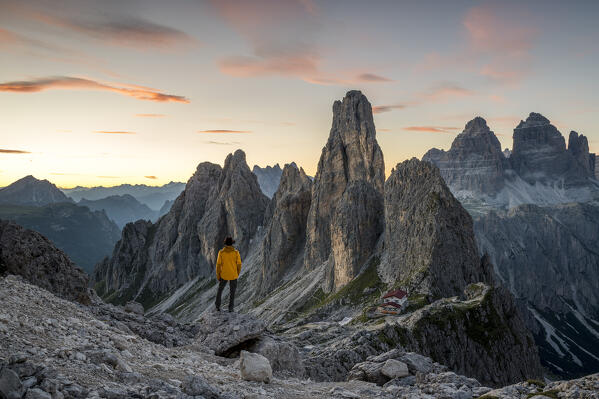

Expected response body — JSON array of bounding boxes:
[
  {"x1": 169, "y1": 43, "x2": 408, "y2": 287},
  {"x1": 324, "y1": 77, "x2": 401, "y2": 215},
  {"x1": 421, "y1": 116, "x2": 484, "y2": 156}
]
[
  {"x1": 124, "y1": 301, "x2": 144, "y2": 315},
  {"x1": 24, "y1": 389, "x2": 51, "y2": 399},
  {"x1": 239, "y1": 351, "x2": 272, "y2": 383},
  {"x1": 380, "y1": 359, "x2": 409, "y2": 379},
  {"x1": 181, "y1": 375, "x2": 221, "y2": 399},
  {"x1": 0, "y1": 368, "x2": 22, "y2": 399},
  {"x1": 247, "y1": 335, "x2": 304, "y2": 377},
  {"x1": 195, "y1": 312, "x2": 266, "y2": 356}
]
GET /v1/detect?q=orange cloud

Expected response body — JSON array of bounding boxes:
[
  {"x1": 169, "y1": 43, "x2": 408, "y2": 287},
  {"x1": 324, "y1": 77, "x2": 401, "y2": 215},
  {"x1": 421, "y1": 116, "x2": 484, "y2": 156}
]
[
  {"x1": 373, "y1": 104, "x2": 407, "y2": 114},
  {"x1": 403, "y1": 126, "x2": 459, "y2": 134},
  {"x1": 136, "y1": 113, "x2": 165, "y2": 117},
  {"x1": 95, "y1": 134, "x2": 136, "y2": 137},
  {"x1": 0, "y1": 149, "x2": 30, "y2": 154},
  {"x1": 198, "y1": 129, "x2": 251, "y2": 134},
  {"x1": 145, "y1": 175, "x2": 157, "y2": 180},
  {"x1": 0, "y1": 76, "x2": 189, "y2": 103}
]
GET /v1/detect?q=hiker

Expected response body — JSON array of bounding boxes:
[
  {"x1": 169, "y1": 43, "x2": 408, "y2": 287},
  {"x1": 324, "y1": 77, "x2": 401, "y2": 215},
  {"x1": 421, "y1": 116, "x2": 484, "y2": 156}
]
[{"x1": 215, "y1": 236, "x2": 242, "y2": 312}]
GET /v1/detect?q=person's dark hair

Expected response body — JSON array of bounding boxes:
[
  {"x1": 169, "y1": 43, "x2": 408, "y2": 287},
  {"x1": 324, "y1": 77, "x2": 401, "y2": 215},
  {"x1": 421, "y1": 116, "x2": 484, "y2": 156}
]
[{"x1": 224, "y1": 236, "x2": 235, "y2": 246}]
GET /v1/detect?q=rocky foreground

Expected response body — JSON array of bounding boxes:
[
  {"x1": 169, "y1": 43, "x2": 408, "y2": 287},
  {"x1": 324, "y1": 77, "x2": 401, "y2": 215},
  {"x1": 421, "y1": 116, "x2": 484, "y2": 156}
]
[{"x1": 1, "y1": 275, "x2": 598, "y2": 399}]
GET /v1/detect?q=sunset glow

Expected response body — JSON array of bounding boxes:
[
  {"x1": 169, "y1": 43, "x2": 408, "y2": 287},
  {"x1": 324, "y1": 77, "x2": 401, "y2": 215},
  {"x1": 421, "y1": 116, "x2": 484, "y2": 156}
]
[{"x1": 1, "y1": 0, "x2": 598, "y2": 188}]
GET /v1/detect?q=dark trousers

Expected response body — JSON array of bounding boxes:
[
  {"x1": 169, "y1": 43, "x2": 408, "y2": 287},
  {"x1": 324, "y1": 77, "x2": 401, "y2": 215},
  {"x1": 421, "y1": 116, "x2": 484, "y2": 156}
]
[{"x1": 215, "y1": 279, "x2": 237, "y2": 311}]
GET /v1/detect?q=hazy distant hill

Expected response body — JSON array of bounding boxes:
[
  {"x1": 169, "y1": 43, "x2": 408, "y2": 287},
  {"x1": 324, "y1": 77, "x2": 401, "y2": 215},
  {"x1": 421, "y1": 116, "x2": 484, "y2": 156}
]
[
  {"x1": 79, "y1": 194, "x2": 158, "y2": 228},
  {"x1": 0, "y1": 175, "x2": 73, "y2": 206},
  {"x1": 0, "y1": 202, "x2": 121, "y2": 274},
  {"x1": 158, "y1": 199, "x2": 174, "y2": 217},
  {"x1": 252, "y1": 164, "x2": 283, "y2": 198},
  {"x1": 62, "y1": 182, "x2": 185, "y2": 210}
]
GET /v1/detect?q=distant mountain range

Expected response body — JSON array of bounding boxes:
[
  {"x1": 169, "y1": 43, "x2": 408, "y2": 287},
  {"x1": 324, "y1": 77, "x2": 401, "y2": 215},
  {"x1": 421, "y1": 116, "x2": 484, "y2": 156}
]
[
  {"x1": 0, "y1": 175, "x2": 121, "y2": 273},
  {"x1": 423, "y1": 114, "x2": 599, "y2": 378},
  {"x1": 79, "y1": 194, "x2": 158, "y2": 229},
  {"x1": 62, "y1": 182, "x2": 185, "y2": 211},
  {"x1": 0, "y1": 175, "x2": 73, "y2": 206},
  {"x1": 252, "y1": 164, "x2": 283, "y2": 198}
]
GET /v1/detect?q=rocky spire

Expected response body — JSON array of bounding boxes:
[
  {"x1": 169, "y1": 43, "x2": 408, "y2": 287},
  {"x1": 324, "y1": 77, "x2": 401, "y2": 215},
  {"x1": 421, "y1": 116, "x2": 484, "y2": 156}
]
[
  {"x1": 259, "y1": 163, "x2": 312, "y2": 294},
  {"x1": 510, "y1": 112, "x2": 576, "y2": 186},
  {"x1": 93, "y1": 150, "x2": 269, "y2": 306},
  {"x1": 304, "y1": 90, "x2": 385, "y2": 291},
  {"x1": 568, "y1": 131, "x2": 593, "y2": 175},
  {"x1": 381, "y1": 158, "x2": 493, "y2": 298},
  {"x1": 422, "y1": 116, "x2": 507, "y2": 195}
]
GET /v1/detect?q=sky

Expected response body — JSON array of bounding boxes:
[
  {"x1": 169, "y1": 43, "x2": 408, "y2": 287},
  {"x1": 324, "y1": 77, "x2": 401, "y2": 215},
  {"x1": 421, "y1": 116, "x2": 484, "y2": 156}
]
[{"x1": 1, "y1": 0, "x2": 598, "y2": 188}]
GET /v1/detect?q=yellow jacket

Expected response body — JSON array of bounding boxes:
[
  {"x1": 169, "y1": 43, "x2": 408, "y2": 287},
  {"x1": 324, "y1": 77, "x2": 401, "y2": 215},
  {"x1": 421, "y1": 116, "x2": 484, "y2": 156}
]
[{"x1": 216, "y1": 246, "x2": 242, "y2": 280}]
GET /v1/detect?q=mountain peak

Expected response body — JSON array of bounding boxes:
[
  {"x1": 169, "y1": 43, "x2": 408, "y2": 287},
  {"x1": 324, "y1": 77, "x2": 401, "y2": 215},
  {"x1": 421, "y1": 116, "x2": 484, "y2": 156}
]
[
  {"x1": 464, "y1": 116, "x2": 489, "y2": 133},
  {"x1": 516, "y1": 112, "x2": 551, "y2": 129}
]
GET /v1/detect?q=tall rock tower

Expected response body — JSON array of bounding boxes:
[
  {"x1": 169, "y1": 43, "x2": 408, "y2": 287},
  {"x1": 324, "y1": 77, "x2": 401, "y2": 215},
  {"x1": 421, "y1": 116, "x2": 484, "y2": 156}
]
[{"x1": 304, "y1": 90, "x2": 385, "y2": 290}]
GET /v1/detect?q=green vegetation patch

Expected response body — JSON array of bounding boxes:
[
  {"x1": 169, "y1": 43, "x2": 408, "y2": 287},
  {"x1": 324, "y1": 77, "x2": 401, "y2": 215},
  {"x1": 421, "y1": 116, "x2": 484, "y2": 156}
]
[{"x1": 526, "y1": 390, "x2": 559, "y2": 399}]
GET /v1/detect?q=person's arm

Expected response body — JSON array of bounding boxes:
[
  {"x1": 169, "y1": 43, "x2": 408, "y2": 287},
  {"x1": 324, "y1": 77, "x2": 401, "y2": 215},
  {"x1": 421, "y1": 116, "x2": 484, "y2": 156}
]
[
  {"x1": 216, "y1": 251, "x2": 222, "y2": 281},
  {"x1": 236, "y1": 251, "x2": 242, "y2": 275}
]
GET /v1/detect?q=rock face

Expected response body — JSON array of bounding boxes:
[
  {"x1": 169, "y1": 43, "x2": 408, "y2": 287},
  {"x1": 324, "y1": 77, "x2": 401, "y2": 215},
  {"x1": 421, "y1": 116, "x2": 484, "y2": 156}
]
[
  {"x1": 0, "y1": 175, "x2": 72, "y2": 206},
  {"x1": 304, "y1": 90, "x2": 385, "y2": 291},
  {"x1": 423, "y1": 117, "x2": 507, "y2": 196},
  {"x1": 382, "y1": 159, "x2": 492, "y2": 298},
  {"x1": 474, "y1": 202, "x2": 599, "y2": 378},
  {"x1": 79, "y1": 194, "x2": 157, "y2": 229},
  {"x1": 0, "y1": 220, "x2": 91, "y2": 304},
  {"x1": 259, "y1": 164, "x2": 312, "y2": 294},
  {"x1": 511, "y1": 113, "x2": 592, "y2": 187},
  {"x1": 194, "y1": 312, "x2": 266, "y2": 357},
  {"x1": 423, "y1": 113, "x2": 599, "y2": 213},
  {"x1": 252, "y1": 164, "x2": 283, "y2": 198},
  {"x1": 394, "y1": 284, "x2": 543, "y2": 386},
  {"x1": 93, "y1": 150, "x2": 269, "y2": 307}
]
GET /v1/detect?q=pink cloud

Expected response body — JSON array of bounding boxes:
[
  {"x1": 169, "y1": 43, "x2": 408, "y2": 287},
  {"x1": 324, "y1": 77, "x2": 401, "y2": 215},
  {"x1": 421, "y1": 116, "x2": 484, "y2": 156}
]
[
  {"x1": 0, "y1": 76, "x2": 190, "y2": 103},
  {"x1": 403, "y1": 126, "x2": 459, "y2": 134},
  {"x1": 356, "y1": 73, "x2": 393, "y2": 83},
  {"x1": 7, "y1": 2, "x2": 196, "y2": 50}
]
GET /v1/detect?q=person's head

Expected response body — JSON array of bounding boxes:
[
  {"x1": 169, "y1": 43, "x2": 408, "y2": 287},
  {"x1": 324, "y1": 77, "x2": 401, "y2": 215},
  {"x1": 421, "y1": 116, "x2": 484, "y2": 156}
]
[{"x1": 224, "y1": 236, "x2": 235, "y2": 246}]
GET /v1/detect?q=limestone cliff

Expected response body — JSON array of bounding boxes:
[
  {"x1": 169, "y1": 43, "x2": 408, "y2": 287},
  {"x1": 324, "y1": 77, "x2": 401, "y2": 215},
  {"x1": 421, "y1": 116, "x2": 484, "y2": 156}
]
[
  {"x1": 422, "y1": 117, "x2": 507, "y2": 196},
  {"x1": 304, "y1": 90, "x2": 385, "y2": 291},
  {"x1": 381, "y1": 158, "x2": 492, "y2": 298},
  {"x1": 259, "y1": 163, "x2": 312, "y2": 294}
]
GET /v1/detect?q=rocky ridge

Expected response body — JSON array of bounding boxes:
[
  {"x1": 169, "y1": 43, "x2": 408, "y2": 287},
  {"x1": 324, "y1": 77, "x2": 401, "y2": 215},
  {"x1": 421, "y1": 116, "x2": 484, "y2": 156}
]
[
  {"x1": 0, "y1": 220, "x2": 91, "y2": 304},
  {"x1": 93, "y1": 150, "x2": 268, "y2": 307}
]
